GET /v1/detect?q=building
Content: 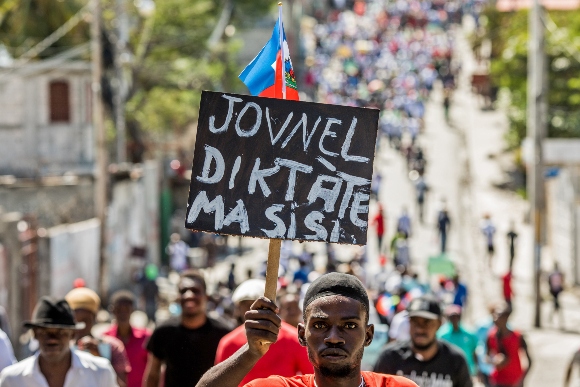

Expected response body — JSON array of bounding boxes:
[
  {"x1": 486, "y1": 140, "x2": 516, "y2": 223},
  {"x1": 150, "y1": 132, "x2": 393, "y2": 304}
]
[{"x1": 0, "y1": 58, "x2": 94, "y2": 178}]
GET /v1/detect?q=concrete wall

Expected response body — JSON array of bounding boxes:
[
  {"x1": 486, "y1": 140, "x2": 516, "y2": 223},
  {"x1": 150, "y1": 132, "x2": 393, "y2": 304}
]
[
  {"x1": 546, "y1": 167, "x2": 580, "y2": 285},
  {"x1": 0, "y1": 178, "x2": 95, "y2": 228}
]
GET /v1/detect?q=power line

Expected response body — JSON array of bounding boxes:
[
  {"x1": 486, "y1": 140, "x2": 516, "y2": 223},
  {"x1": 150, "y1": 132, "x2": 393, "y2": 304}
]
[{"x1": 16, "y1": 3, "x2": 91, "y2": 62}]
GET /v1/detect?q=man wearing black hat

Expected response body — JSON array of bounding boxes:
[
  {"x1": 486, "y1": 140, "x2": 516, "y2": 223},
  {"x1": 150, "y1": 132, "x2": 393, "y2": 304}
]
[
  {"x1": 0, "y1": 297, "x2": 118, "y2": 387},
  {"x1": 196, "y1": 272, "x2": 417, "y2": 387},
  {"x1": 373, "y1": 296, "x2": 472, "y2": 387}
]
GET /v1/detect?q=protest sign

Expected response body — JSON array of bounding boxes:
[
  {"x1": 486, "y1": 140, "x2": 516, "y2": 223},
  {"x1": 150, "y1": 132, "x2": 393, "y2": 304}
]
[{"x1": 185, "y1": 91, "x2": 379, "y2": 245}]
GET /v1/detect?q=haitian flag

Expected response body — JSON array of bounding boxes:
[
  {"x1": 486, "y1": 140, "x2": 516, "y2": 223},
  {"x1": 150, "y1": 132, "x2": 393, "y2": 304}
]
[{"x1": 239, "y1": 18, "x2": 299, "y2": 100}]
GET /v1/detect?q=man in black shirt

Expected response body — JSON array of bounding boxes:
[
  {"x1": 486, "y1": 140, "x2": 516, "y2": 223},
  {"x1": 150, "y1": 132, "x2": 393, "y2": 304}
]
[
  {"x1": 144, "y1": 270, "x2": 231, "y2": 387},
  {"x1": 373, "y1": 295, "x2": 472, "y2": 387}
]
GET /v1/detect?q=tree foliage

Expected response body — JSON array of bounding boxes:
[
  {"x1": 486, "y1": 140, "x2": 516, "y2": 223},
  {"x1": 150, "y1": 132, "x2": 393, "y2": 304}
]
[{"x1": 478, "y1": 7, "x2": 580, "y2": 148}]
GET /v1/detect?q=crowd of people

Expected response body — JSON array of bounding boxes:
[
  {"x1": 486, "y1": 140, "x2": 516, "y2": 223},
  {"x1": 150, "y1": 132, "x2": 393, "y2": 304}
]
[{"x1": 1, "y1": 0, "x2": 572, "y2": 387}]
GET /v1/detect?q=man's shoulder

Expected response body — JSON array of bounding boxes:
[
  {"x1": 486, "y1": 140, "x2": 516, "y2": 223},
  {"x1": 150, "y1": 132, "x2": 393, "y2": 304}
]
[
  {"x1": 382, "y1": 340, "x2": 411, "y2": 354},
  {"x1": 101, "y1": 333, "x2": 126, "y2": 349},
  {"x1": 0, "y1": 356, "x2": 35, "y2": 378},
  {"x1": 151, "y1": 318, "x2": 181, "y2": 335},
  {"x1": 363, "y1": 371, "x2": 419, "y2": 387},
  {"x1": 75, "y1": 349, "x2": 115, "y2": 371},
  {"x1": 438, "y1": 340, "x2": 470, "y2": 359}
]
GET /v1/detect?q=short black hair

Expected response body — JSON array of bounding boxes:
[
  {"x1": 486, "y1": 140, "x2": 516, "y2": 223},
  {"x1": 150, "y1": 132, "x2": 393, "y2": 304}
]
[
  {"x1": 303, "y1": 273, "x2": 369, "y2": 323},
  {"x1": 109, "y1": 290, "x2": 135, "y2": 306},
  {"x1": 180, "y1": 269, "x2": 207, "y2": 292}
]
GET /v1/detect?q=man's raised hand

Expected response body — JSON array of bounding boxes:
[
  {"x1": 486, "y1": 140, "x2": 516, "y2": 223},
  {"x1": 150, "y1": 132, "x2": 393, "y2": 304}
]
[{"x1": 244, "y1": 297, "x2": 281, "y2": 357}]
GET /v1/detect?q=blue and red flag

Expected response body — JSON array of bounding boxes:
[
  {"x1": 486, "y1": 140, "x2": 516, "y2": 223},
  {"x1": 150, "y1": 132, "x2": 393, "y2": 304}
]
[{"x1": 239, "y1": 15, "x2": 299, "y2": 100}]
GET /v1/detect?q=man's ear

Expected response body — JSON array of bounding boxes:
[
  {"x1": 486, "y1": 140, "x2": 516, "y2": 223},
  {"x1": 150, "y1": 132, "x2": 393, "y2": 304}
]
[
  {"x1": 297, "y1": 323, "x2": 307, "y2": 347},
  {"x1": 365, "y1": 324, "x2": 374, "y2": 347}
]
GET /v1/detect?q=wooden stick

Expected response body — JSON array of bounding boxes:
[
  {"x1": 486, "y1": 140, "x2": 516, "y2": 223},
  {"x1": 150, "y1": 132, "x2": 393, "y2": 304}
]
[{"x1": 264, "y1": 238, "x2": 282, "y2": 301}]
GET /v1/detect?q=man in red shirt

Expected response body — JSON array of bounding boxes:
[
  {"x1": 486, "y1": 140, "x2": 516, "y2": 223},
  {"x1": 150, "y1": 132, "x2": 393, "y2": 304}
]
[
  {"x1": 372, "y1": 205, "x2": 386, "y2": 253},
  {"x1": 486, "y1": 303, "x2": 532, "y2": 387},
  {"x1": 198, "y1": 272, "x2": 418, "y2": 387},
  {"x1": 215, "y1": 279, "x2": 312, "y2": 385},
  {"x1": 104, "y1": 290, "x2": 151, "y2": 387}
]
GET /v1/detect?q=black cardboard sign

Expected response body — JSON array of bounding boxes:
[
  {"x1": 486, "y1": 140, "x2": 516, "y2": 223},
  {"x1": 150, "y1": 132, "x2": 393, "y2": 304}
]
[{"x1": 185, "y1": 91, "x2": 379, "y2": 245}]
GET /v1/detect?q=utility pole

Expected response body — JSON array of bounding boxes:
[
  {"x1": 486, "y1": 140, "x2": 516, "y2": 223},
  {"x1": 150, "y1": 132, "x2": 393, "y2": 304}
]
[
  {"x1": 91, "y1": 0, "x2": 108, "y2": 297},
  {"x1": 527, "y1": 0, "x2": 547, "y2": 328},
  {"x1": 114, "y1": 0, "x2": 129, "y2": 163}
]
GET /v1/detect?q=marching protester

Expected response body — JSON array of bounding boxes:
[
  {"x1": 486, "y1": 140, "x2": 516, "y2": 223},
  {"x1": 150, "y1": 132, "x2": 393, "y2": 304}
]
[
  {"x1": 480, "y1": 214, "x2": 496, "y2": 265},
  {"x1": 486, "y1": 303, "x2": 532, "y2": 387},
  {"x1": 547, "y1": 263, "x2": 565, "y2": 329},
  {"x1": 373, "y1": 295, "x2": 472, "y2": 387},
  {"x1": 437, "y1": 305, "x2": 479, "y2": 377},
  {"x1": 278, "y1": 292, "x2": 303, "y2": 328},
  {"x1": 65, "y1": 287, "x2": 131, "y2": 386},
  {"x1": 197, "y1": 272, "x2": 418, "y2": 387},
  {"x1": 436, "y1": 205, "x2": 452, "y2": 254},
  {"x1": 144, "y1": 270, "x2": 231, "y2": 387},
  {"x1": 0, "y1": 297, "x2": 117, "y2": 386},
  {"x1": 104, "y1": 290, "x2": 151, "y2": 387},
  {"x1": 214, "y1": 279, "x2": 312, "y2": 386}
]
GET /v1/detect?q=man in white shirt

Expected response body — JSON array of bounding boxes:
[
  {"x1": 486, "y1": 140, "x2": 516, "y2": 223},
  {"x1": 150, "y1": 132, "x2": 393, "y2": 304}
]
[
  {"x1": 0, "y1": 328, "x2": 15, "y2": 372},
  {"x1": 0, "y1": 297, "x2": 118, "y2": 387}
]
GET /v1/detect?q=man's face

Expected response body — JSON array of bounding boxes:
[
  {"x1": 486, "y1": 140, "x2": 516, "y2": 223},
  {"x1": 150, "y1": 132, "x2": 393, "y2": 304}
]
[
  {"x1": 409, "y1": 316, "x2": 441, "y2": 350},
  {"x1": 113, "y1": 300, "x2": 133, "y2": 324},
  {"x1": 449, "y1": 314, "x2": 460, "y2": 329},
  {"x1": 179, "y1": 277, "x2": 207, "y2": 318},
  {"x1": 298, "y1": 295, "x2": 373, "y2": 378},
  {"x1": 280, "y1": 295, "x2": 302, "y2": 327},
  {"x1": 72, "y1": 309, "x2": 95, "y2": 338},
  {"x1": 235, "y1": 300, "x2": 254, "y2": 324},
  {"x1": 33, "y1": 327, "x2": 74, "y2": 363},
  {"x1": 493, "y1": 310, "x2": 509, "y2": 329}
]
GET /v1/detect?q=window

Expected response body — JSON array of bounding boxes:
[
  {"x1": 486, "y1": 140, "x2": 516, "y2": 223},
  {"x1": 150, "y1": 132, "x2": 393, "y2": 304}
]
[{"x1": 49, "y1": 81, "x2": 70, "y2": 123}]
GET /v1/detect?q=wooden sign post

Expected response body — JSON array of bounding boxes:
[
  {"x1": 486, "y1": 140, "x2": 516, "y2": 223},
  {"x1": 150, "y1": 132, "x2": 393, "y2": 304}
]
[{"x1": 185, "y1": 91, "x2": 379, "y2": 301}]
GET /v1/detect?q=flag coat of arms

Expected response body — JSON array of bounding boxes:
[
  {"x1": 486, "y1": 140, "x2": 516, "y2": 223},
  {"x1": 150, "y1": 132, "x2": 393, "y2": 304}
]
[{"x1": 239, "y1": 18, "x2": 299, "y2": 100}]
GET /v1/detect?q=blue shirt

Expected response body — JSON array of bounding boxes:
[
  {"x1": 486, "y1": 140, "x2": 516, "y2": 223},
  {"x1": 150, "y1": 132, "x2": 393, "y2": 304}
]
[{"x1": 453, "y1": 282, "x2": 467, "y2": 307}]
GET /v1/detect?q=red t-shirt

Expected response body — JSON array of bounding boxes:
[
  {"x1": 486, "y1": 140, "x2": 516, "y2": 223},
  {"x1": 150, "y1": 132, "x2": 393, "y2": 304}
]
[
  {"x1": 373, "y1": 213, "x2": 385, "y2": 236},
  {"x1": 215, "y1": 321, "x2": 313, "y2": 386},
  {"x1": 502, "y1": 271, "x2": 513, "y2": 301},
  {"x1": 104, "y1": 325, "x2": 151, "y2": 387},
  {"x1": 487, "y1": 327, "x2": 524, "y2": 386},
  {"x1": 244, "y1": 372, "x2": 418, "y2": 387}
]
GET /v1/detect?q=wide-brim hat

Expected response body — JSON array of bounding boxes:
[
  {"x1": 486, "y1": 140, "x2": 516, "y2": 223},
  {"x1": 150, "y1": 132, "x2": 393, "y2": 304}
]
[{"x1": 23, "y1": 297, "x2": 85, "y2": 330}]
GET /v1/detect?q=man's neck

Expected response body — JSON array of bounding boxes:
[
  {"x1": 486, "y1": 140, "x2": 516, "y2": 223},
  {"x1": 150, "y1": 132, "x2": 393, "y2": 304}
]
[
  {"x1": 181, "y1": 313, "x2": 207, "y2": 329},
  {"x1": 313, "y1": 369, "x2": 363, "y2": 387},
  {"x1": 412, "y1": 341, "x2": 439, "y2": 362},
  {"x1": 452, "y1": 324, "x2": 460, "y2": 332},
  {"x1": 38, "y1": 351, "x2": 72, "y2": 387},
  {"x1": 117, "y1": 322, "x2": 132, "y2": 339}
]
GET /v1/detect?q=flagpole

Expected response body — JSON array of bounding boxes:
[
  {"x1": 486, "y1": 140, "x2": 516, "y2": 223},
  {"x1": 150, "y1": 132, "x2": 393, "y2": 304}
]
[
  {"x1": 263, "y1": 2, "x2": 286, "y2": 304},
  {"x1": 278, "y1": 2, "x2": 286, "y2": 100}
]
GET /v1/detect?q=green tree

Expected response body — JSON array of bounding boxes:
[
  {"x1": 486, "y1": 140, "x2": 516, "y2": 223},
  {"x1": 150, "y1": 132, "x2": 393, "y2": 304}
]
[
  {"x1": 478, "y1": 7, "x2": 580, "y2": 148},
  {"x1": 0, "y1": 0, "x2": 88, "y2": 57}
]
